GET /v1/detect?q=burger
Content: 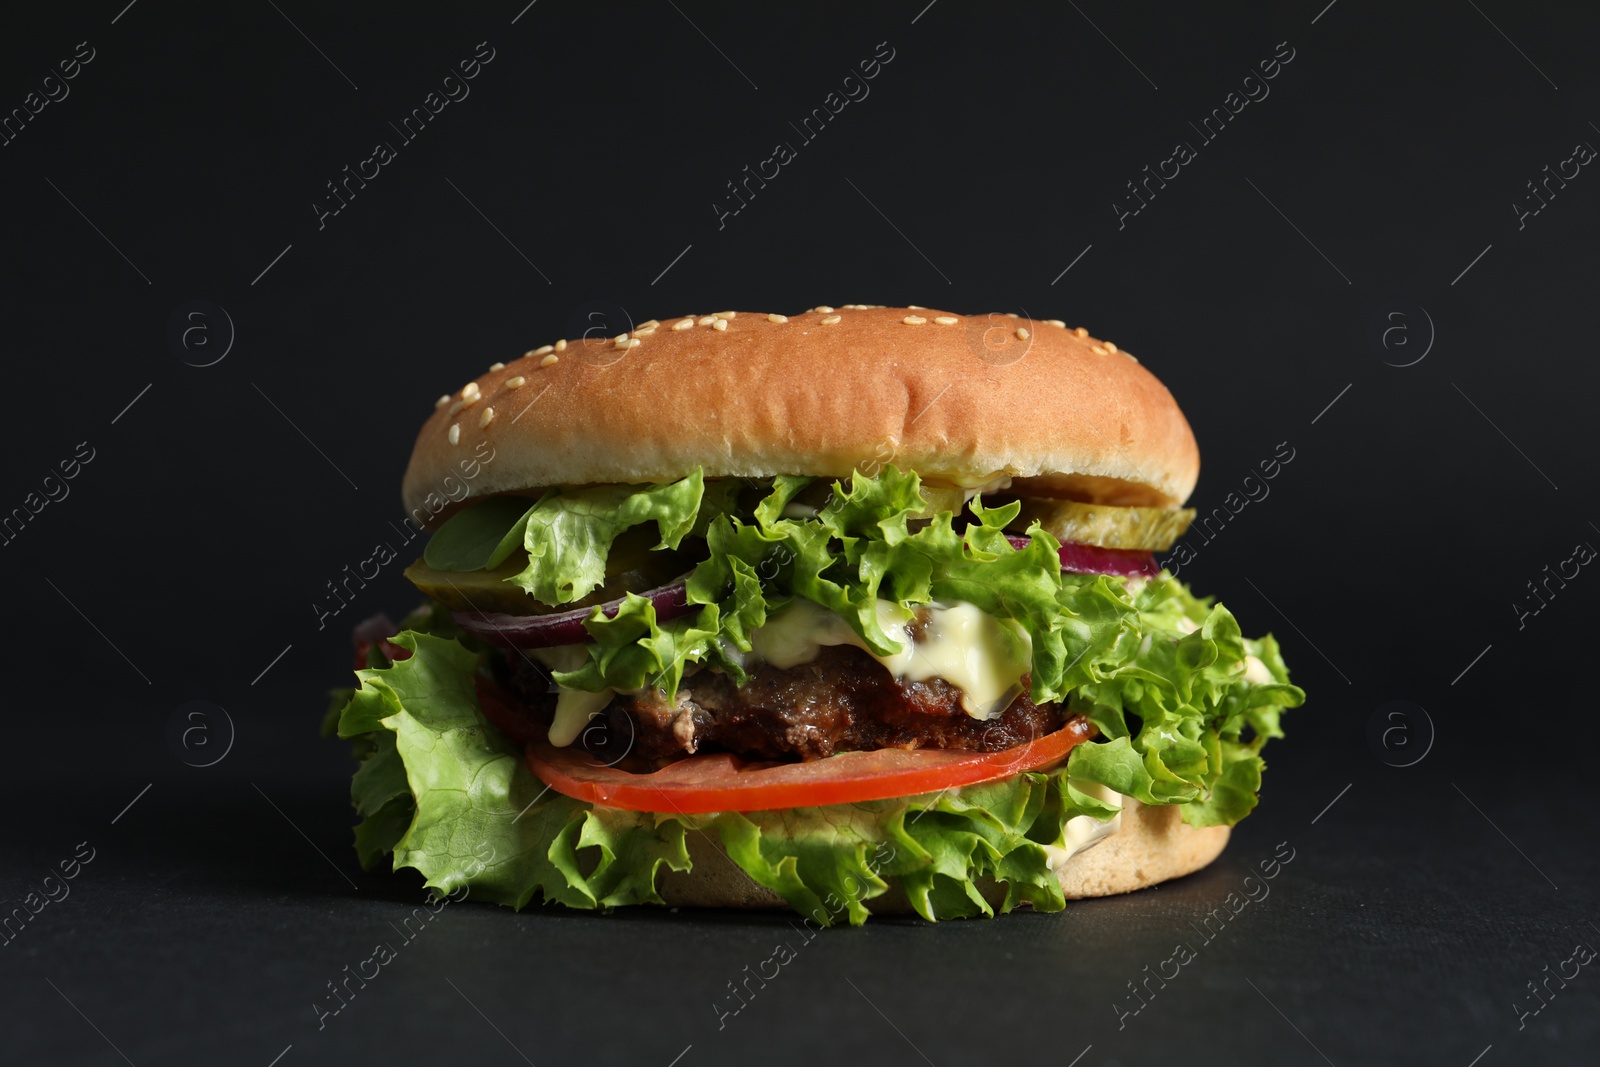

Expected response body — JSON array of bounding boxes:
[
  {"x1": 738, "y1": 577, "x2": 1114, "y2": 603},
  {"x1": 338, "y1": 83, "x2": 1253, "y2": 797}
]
[{"x1": 324, "y1": 305, "x2": 1304, "y2": 924}]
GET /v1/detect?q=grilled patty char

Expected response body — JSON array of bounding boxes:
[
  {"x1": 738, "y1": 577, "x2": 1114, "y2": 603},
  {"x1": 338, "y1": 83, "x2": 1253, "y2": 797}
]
[{"x1": 507, "y1": 645, "x2": 1064, "y2": 764}]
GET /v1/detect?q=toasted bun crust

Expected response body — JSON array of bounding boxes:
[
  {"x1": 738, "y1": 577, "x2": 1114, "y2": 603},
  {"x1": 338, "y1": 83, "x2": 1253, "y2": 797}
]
[
  {"x1": 654, "y1": 799, "x2": 1228, "y2": 914},
  {"x1": 402, "y1": 307, "x2": 1199, "y2": 521}
]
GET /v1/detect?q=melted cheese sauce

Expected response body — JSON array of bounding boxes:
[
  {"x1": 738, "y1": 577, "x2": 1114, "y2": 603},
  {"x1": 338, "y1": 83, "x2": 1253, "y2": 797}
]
[
  {"x1": 1042, "y1": 779, "x2": 1125, "y2": 868},
  {"x1": 532, "y1": 645, "x2": 615, "y2": 747},
  {"x1": 539, "y1": 596, "x2": 1271, "y2": 747},
  {"x1": 749, "y1": 598, "x2": 1032, "y2": 719}
]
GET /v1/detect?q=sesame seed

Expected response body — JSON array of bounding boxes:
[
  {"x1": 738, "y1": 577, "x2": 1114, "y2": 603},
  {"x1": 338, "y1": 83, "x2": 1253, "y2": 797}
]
[
  {"x1": 716, "y1": 311, "x2": 737, "y2": 320},
  {"x1": 934, "y1": 316, "x2": 959, "y2": 325},
  {"x1": 1105, "y1": 341, "x2": 1118, "y2": 353},
  {"x1": 814, "y1": 305, "x2": 835, "y2": 314},
  {"x1": 768, "y1": 313, "x2": 788, "y2": 323},
  {"x1": 673, "y1": 318, "x2": 695, "y2": 331},
  {"x1": 462, "y1": 382, "x2": 480, "y2": 400},
  {"x1": 448, "y1": 400, "x2": 465, "y2": 416},
  {"x1": 633, "y1": 325, "x2": 658, "y2": 336},
  {"x1": 698, "y1": 316, "x2": 717, "y2": 326},
  {"x1": 903, "y1": 315, "x2": 927, "y2": 325},
  {"x1": 908, "y1": 304, "x2": 924, "y2": 310},
  {"x1": 712, "y1": 318, "x2": 728, "y2": 331},
  {"x1": 489, "y1": 361, "x2": 505, "y2": 372},
  {"x1": 479, "y1": 406, "x2": 495, "y2": 428},
  {"x1": 821, "y1": 315, "x2": 842, "y2": 325},
  {"x1": 531, "y1": 344, "x2": 554, "y2": 357},
  {"x1": 554, "y1": 339, "x2": 568, "y2": 352},
  {"x1": 613, "y1": 333, "x2": 629, "y2": 345},
  {"x1": 435, "y1": 394, "x2": 451, "y2": 408},
  {"x1": 447, "y1": 423, "x2": 460, "y2": 445},
  {"x1": 506, "y1": 375, "x2": 526, "y2": 389},
  {"x1": 625, "y1": 338, "x2": 642, "y2": 348},
  {"x1": 1047, "y1": 319, "x2": 1066, "y2": 328},
  {"x1": 1016, "y1": 327, "x2": 1030, "y2": 340},
  {"x1": 1006, "y1": 312, "x2": 1019, "y2": 318},
  {"x1": 1091, "y1": 345, "x2": 1108, "y2": 355},
  {"x1": 1074, "y1": 327, "x2": 1089, "y2": 338},
  {"x1": 540, "y1": 354, "x2": 560, "y2": 367},
  {"x1": 637, "y1": 319, "x2": 661, "y2": 331}
]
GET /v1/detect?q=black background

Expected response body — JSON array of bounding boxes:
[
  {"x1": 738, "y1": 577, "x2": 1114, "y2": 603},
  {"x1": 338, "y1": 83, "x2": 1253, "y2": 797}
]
[{"x1": 2, "y1": 2, "x2": 1597, "y2": 1064}]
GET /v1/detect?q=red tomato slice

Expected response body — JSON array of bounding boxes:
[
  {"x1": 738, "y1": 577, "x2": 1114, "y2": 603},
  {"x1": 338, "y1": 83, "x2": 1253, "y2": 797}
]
[{"x1": 519, "y1": 709, "x2": 1095, "y2": 814}]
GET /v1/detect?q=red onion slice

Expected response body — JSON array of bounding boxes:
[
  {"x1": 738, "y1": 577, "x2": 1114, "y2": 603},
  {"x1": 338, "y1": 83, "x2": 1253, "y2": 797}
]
[
  {"x1": 1004, "y1": 534, "x2": 1160, "y2": 577},
  {"x1": 452, "y1": 581, "x2": 694, "y2": 649},
  {"x1": 457, "y1": 537, "x2": 1154, "y2": 650}
]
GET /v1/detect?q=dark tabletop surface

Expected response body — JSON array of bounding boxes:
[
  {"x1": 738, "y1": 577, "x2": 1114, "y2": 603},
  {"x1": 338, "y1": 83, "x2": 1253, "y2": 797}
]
[
  {"x1": 3, "y1": 2, "x2": 1598, "y2": 1064},
  {"x1": 7, "y1": 748, "x2": 1598, "y2": 1066}
]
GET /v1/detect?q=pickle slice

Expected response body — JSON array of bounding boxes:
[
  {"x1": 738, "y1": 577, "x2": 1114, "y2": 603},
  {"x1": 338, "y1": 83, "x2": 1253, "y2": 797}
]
[
  {"x1": 914, "y1": 486, "x2": 970, "y2": 518},
  {"x1": 1006, "y1": 498, "x2": 1195, "y2": 550},
  {"x1": 405, "y1": 526, "x2": 700, "y2": 615}
]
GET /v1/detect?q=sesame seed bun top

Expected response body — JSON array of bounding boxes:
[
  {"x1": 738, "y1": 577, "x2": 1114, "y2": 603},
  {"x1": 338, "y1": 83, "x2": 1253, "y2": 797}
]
[{"x1": 400, "y1": 306, "x2": 1200, "y2": 521}]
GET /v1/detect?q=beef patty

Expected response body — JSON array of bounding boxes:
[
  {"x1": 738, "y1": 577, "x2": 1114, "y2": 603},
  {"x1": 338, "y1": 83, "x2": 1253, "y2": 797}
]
[{"x1": 505, "y1": 645, "x2": 1066, "y2": 763}]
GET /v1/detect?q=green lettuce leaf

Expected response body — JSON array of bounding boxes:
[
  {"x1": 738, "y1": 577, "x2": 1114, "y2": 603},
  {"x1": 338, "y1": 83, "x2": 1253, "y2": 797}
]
[
  {"x1": 510, "y1": 470, "x2": 705, "y2": 605},
  {"x1": 549, "y1": 469, "x2": 1135, "y2": 696},
  {"x1": 1063, "y1": 577, "x2": 1304, "y2": 826},
  {"x1": 339, "y1": 631, "x2": 691, "y2": 907},
  {"x1": 331, "y1": 617, "x2": 1299, "y2": 923},
  {"x1": 339, "y1": 465, "x2": 1305, "y2": 922},
  {"x1": 422, "y1": 496, "x2": 538, "y2": 571},
  {"x1": 550, "y1": 593, "x2": 723, "y2": 695}
]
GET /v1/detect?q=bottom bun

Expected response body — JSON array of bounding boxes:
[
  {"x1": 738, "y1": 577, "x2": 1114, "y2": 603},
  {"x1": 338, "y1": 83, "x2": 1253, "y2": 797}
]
[{"x1": 655, "y1": 799, "x2": 1229, "y2": 914}]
